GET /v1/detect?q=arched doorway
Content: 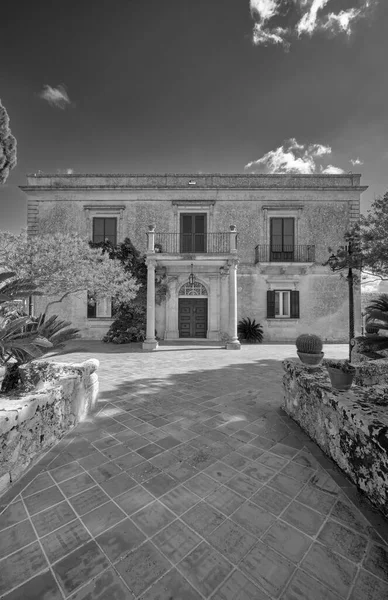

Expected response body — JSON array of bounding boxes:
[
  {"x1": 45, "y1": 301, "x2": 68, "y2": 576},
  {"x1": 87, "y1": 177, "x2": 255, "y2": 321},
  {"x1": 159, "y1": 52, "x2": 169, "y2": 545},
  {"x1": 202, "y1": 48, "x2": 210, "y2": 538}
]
[{"x1": 178, "y1": 281, "x2": 208, "y2": 338}]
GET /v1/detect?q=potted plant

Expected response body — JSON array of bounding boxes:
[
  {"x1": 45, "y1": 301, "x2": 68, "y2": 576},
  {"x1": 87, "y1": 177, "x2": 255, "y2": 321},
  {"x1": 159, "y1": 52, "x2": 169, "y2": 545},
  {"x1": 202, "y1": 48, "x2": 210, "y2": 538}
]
[
  {"x1": 237, "y1": 318, "x2": 263, "y2": 344},
  {"x1": 295, "y1": 333, "x2": 324, "y2": 368},
  {"x1": 325, "y1": 359, "x2": 356, "y2": 391}
]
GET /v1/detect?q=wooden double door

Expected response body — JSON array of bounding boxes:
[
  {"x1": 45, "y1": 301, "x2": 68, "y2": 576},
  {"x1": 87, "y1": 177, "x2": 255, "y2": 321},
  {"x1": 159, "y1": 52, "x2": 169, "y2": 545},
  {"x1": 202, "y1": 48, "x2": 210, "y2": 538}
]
[{"x1": 178, "y1": 298, "x2": 208, "y2": 338}]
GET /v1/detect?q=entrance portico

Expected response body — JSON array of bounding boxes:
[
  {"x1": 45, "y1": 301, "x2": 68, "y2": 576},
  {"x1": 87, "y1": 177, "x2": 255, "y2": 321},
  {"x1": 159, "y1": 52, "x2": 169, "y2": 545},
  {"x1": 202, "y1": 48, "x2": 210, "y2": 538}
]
[{"x1": 142, "y1": 225, "x2": 241, "y2": 350}]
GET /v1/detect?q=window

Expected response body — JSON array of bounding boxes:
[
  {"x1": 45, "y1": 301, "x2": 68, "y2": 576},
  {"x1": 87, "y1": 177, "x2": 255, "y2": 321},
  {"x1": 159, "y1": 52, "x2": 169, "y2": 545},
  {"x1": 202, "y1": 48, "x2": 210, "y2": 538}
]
[
  {"x1": 93, "y1": 217, "x2": 117, "y2": 246},
  {"x1": 180, "y1": 214, "x2": 207, "y2": 253},
  {"x1": 275, "y1": 291, "x2": 290, "y2": 317},
  {"x1": 87, "y1": 293, "x2": 116, "y2": 319},
  {"x1": 267, "y1": 290, "x2": 299, "y2": 319},
  {"x1": 270, "y1": 218, "x2": 294, "y2": 261}
]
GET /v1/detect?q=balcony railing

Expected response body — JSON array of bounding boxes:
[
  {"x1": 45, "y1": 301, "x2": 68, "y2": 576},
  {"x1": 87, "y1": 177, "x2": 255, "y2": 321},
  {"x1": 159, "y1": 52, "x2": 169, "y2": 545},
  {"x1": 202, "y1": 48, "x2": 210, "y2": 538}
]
[
  {"x1": 255, "y1": 245, "x2": 315, "y2": 263},
  {"x1": 151, "y1": 232, "x2": 233, "y2": 254}
]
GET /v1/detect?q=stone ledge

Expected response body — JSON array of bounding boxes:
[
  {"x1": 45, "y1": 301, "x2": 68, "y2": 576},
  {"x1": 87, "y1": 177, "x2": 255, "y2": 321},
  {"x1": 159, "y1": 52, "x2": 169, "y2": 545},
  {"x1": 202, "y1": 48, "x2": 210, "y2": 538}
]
[
  {"x1": 0, "y1": 359, "x2": 99, "y2": 496},
  {"x1": 282, "y1": 359, "x2": 388, "y2": 518}
]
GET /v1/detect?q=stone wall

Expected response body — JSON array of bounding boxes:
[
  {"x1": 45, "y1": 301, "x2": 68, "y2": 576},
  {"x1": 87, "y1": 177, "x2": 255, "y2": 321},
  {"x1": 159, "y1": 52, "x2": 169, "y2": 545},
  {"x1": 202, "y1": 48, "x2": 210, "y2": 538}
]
[
  {"x1": 282, "y1": 359, "x2": 388, "y2": 518},
  {"x1": 0, "y1": 359, "x2": 99, "y2": 496}
]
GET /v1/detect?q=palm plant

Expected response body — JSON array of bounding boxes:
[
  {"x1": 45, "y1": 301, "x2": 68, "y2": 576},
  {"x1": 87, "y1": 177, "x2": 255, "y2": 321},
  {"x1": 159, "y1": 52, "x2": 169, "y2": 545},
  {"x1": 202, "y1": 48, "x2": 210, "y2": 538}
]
[
  {"x1": 359, "y1": 294, "x2": 388, "y2": 354},
  {"x1": 237, "y1": 318, "x2": 264, "y2": 343},
  {"x1": 0, "y1": 272, "x2": 80, "y2": 392}
]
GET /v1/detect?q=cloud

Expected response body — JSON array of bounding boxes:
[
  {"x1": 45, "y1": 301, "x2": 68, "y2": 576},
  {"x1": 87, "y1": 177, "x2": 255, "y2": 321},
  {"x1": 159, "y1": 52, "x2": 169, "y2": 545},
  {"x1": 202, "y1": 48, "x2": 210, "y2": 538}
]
[
  {"x1": 350, "y1": 157, "x2": 364, "y2": 166},
  {"x1": 250, "y1": 0, "x2": 378, "y2": 49},
  {"x1": 321, "y1": 164, "x2": 345, "y2": 174},
  {"x1": 38, "y1": 84, "x2": 73, "y2": 109},
  {"x1": 244, "y1": 138, "x2": 345, "y2": 174}
]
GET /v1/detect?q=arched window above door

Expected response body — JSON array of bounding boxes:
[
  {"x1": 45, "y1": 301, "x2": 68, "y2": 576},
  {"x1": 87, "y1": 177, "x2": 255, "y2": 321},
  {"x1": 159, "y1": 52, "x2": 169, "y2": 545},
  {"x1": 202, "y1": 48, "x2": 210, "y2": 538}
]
[{"x1": 178, "y1": 281, "x2": 208, "y2": 296}]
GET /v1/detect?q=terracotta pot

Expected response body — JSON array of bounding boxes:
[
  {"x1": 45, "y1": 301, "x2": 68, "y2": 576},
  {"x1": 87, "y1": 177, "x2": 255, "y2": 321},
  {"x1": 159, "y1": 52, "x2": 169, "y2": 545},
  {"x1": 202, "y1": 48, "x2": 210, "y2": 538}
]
[
  {"x1": 326, "y1": 366, "x2": 356, "y2": 391},
  {"x1": 297, "y1": 351, "x2": 324, "y2": 368}
]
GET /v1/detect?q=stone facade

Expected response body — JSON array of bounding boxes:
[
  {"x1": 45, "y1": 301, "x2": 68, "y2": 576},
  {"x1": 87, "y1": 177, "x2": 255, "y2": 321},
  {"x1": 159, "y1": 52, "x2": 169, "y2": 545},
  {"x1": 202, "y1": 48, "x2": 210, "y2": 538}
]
[
  {"x1": 0, "y1": 359, "x2": 98, "y2": 495},
  {"x1": 20, "y1": 173, "x2": 366, "y2": 342},
  {"x1": 282, "y1": 358, "x2": 388, "y2": 518}
]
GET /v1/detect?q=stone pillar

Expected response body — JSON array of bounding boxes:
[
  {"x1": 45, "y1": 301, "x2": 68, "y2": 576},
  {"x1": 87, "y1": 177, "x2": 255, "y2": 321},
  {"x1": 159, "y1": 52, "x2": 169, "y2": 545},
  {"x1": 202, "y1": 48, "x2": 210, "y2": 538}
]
[
  {"x1": 147, "y1": 224, "x2": 156, "y2": 252},
  {"x1": 142, "y1": 258, "x2": 158, "y2": 351},
  {"x1": 226, "y1": 258, "x2": 241, "y2": 350},
  {"x1": 229, "y1": 225, "x2": 238, "y2": 254}
]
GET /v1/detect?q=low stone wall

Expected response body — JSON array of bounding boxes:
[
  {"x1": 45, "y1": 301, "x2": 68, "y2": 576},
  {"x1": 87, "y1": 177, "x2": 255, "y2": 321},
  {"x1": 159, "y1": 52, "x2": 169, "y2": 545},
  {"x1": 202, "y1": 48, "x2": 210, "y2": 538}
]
[
  {"x1": 0, "y1": 359, "x2": 99, "y2": 496},
  {"x1": 282, "y1": 359, "x2": 388, "y2": 518}
]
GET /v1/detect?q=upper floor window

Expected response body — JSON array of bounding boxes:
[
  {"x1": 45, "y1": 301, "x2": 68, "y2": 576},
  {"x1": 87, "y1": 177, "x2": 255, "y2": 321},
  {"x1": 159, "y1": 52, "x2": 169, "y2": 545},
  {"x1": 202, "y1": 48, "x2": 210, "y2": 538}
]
[
  {"x1": 180, "y1": 213, "x2": 207, "y2": 253},
  {"x1": 270, "y1": 218, "x2": 294, "y2": 261},
  {"x1": 93, "y1": 217, "x2": 117, "y2": 246}
]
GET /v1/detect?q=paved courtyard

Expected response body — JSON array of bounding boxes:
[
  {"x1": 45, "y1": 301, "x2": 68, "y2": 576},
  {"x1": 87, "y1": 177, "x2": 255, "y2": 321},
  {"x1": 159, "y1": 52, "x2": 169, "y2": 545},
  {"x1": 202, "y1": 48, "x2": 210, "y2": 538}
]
[{"x1": 0, "y1": 342, "x2": 387, "y2": 600}]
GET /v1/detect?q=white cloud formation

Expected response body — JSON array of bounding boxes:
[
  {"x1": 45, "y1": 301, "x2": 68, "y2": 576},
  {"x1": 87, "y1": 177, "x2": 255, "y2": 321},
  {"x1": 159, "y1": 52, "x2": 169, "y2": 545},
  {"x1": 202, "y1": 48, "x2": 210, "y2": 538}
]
[
  {"x1": 250, "y1": 0, "x2": 378, "y2": 49},
  {"x1": 244, "y1": 138, "x2": 345, "y2": 174},
  {"x1": 350, "y1": 157, "x2": 364, "y2": 166},
  {"x1": 321, "y1": 164, "x2": 345, "y2": 174},
  {"x1": 38, "y1": 84, "x2": 72, "y2": 109}
]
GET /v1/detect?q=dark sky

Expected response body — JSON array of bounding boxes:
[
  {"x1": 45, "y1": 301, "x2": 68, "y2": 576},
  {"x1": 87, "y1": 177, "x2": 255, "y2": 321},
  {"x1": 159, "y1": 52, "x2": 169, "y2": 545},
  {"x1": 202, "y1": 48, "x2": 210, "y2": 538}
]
[{"x1": 0, "y1": 0, "x2": 387, "y2": 232}]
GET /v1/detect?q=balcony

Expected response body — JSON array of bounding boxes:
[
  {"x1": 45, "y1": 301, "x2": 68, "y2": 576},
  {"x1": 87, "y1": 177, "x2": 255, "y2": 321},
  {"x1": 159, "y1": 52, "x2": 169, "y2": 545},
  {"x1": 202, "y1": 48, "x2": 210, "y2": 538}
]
[
  {"x1": 255, "y1": 245, "x2": 315, "y2": 263},
  {"x1": 148, "y1": 232, "x2": 235, "y2": 254}
]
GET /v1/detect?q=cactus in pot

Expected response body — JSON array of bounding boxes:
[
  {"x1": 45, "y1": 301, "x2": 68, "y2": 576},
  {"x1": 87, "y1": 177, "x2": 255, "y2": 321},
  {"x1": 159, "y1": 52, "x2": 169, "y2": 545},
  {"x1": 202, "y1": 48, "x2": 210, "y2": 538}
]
[{"x1": 295, "y1": 333, "x2": 324, "y2": 368}]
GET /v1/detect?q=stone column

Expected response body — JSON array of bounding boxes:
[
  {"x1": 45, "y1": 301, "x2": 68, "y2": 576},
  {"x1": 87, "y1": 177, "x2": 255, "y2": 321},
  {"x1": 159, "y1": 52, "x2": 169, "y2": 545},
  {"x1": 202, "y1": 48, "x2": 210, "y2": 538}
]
[
  {"x1": 229, "y1": 225, "x2": 238, "y2": 254},
  {"x1": 142, "y1": 258, "x2": 159, "y2": 351},
  {"x1": 147, "y1": 224, "x2": 155, "y2": 252},
  {"x1": 226, "y1": 258, "x2": 241, "y2": 350}
]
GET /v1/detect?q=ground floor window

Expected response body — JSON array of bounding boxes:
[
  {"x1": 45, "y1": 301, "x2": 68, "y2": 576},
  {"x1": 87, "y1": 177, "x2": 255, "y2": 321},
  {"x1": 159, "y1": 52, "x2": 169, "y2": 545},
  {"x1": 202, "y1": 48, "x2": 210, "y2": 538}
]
[
  {"x1": 267, "y1": 290, "x2": 299, "y2": 318},
  {"x1": 87, "y1": 293, "x2": 116, "y2": 318}
]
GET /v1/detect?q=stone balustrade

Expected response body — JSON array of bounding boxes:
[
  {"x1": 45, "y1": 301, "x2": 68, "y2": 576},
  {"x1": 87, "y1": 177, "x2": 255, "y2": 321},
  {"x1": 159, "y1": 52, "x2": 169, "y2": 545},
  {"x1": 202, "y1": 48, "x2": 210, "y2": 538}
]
[
  {"x1": 282, "y1": 358, "x2": 388, "y2": 518},
  {"x1": 0, "y1": 359, "x2": 99, "y2": 496}
]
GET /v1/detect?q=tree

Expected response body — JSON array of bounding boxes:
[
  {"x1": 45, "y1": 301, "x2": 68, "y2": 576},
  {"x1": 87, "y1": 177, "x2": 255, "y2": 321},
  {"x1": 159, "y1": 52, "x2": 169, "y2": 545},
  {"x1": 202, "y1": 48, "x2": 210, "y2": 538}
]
[
  {"x1": 0, "y1": 231, "x2": 140, "y2": 314},
  {"x1": 0, "y1": 100, "x2": 17, "y2": 184},
  {"x1": 325, "y1": 193, "x2": 388, "y2": 286}
]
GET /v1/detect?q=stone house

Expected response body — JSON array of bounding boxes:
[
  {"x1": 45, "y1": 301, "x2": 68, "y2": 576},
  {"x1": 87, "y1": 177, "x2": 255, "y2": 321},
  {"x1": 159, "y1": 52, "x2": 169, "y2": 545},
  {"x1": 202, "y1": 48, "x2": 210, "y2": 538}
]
[{"x1": 21, "y1": 173, "x2": 366, "y2": 347}]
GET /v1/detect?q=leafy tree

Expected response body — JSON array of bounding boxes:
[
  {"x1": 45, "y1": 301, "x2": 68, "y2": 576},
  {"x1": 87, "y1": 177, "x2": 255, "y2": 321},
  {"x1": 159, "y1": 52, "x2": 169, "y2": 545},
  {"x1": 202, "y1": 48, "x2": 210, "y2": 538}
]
[
  {"x1": 90, "y1": 237, "x2": 148, "y2": 343},
  {"x1": 325, "y1": 193, "x2": 388, "y2": 286},
  {"x1": 0, "y1": 231, "x2": 140, "y2": 314},
  {"x1": 0, "y1": 99, "x2": 17, "y2": 184}
]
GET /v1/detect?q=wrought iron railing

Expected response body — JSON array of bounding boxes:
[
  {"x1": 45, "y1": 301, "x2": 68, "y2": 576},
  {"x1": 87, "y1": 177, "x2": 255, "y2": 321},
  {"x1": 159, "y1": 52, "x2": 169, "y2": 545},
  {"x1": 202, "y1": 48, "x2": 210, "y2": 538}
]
[
  {"x1": 255, "y1": 245, "x2": 315, "y2": 263},
  {"x1": 151, "y1": 232, "x2": 233, "y2": 254}
]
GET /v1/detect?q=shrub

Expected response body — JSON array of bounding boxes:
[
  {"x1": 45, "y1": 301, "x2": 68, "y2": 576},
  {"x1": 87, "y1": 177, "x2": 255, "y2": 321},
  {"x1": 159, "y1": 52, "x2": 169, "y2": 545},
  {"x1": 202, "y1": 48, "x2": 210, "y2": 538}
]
[{"x1": 237, "y1": 318, "x2": 263, "y2": 343}]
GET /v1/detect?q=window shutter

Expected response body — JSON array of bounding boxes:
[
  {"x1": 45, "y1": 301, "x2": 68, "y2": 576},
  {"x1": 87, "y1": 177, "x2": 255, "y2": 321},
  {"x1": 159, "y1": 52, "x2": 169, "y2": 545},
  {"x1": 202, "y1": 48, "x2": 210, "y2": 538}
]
[
  {"x1": 267, "y1": 290, "x2": 276, "y2": 318},
  {"x1": 290, "y1": 290, "x2": 300, "y2": 318}
]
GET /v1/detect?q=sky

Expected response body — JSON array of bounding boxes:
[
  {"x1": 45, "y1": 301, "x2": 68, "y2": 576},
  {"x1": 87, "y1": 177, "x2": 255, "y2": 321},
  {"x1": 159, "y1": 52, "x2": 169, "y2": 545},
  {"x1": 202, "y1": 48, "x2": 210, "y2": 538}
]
[{"x1": 0, "y1": 0, "x2": 387, "y2": 234}]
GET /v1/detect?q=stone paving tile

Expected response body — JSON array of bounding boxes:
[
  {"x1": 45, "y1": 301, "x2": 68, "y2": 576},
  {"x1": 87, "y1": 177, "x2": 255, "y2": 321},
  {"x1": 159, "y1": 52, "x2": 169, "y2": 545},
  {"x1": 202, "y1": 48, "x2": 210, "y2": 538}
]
[
  {"x1": 240, "y1": 540, "x2": 295, "y2": 597},
  {"x1": 206, "y1": 519, "x2": 257, "y2": 564},
  {"x1": 0, "y1": 500, "x2": 27, "y2": 531},
  {"x1": 178, "y1": 541, "x2": 233, "y2": 597},
  {"x1": 96, "y1": 518, "x2": 146, "y2": 562},
  {"x1": 41, "y1": 519, "x2": 91, "y2": 564},
  {"x1": 131, "y1": 500, "x2": 176, "y2": 536},
  {"x1": 152, "y1": 520, "x2": 201, "y2": 563},
  {"x1": 182, "y1": 501, "x2": 226, "y2": 536},
  {"x1": 0, "y1": 519, "x2": 37, "y2": 561},
  {"x1": 301, "y1": 542, "x2": 358, "y2": 597},
  {"x1": 349, "y1": 568, "x2": 388, "y2": 600},
  {"x1": 52, "y1": 540, "x2": 110, "y2": 596},
  {"x1": 0, "y1": 570, "x2": 63, "y2": 600},
  {"x1": 317, "y1": 519, "x2": 369, "y2": 562},
  {"x1": 212, "y1": 569, "x2": 272, "y2": 600},
  {"x1": 159, "y1": 485, "x2": 201, "y2": 515},
  {"x1": 2, "y1": 342, "x2": 387, "y2": 599},
  {"x1": 115, "y1": 541, "x2": 170, "y2": 597},
  {"x1": 0, "y1": 542, "x2": 48, "y2": 597},
  {"x1": 67, "y1": 567, "x2": 135, "y2": 599},
  {"x1": 282, "y1": 569, "x2": 343, "y2": 600},
  {"x1": 231, "y1": 501, "x2": 276, "y2": 537}
]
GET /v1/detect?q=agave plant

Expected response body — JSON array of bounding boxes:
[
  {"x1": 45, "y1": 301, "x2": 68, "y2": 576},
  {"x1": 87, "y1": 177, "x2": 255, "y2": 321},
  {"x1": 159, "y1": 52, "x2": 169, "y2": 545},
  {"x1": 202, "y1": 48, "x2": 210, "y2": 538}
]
[{"x1": 237, "y1": 318, "x2": 264, "y2": 344}]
